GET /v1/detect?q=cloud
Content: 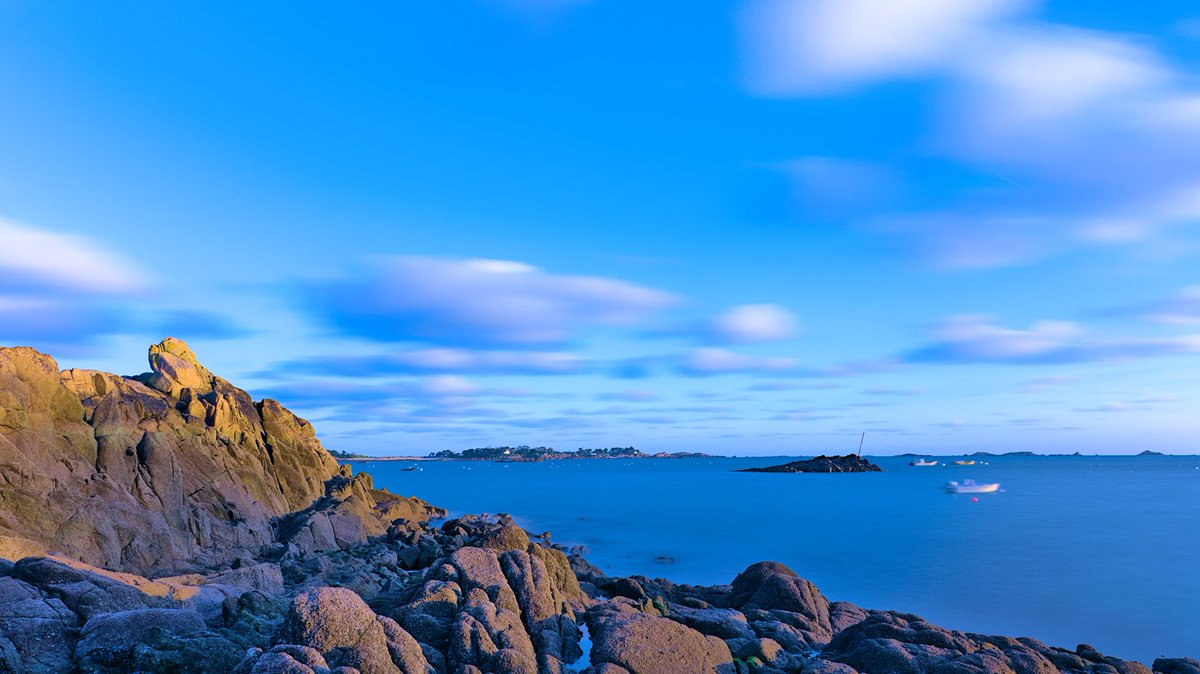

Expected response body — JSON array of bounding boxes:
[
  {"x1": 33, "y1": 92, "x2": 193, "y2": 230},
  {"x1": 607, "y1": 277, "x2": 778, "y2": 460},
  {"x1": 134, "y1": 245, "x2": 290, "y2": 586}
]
[
  {"x1": 743, "y1": 3, "x2": 1200, "y2": 268},
  {"x1": 0, "y1": 218, "x2": 146, "y2": 295},
  {"x1": 742, "y1": 0, "x2": 1030, "y2": 95},
  {"x1": 711, "y1": 304, "x2": 800, "y2": 343},
  {"x1": 680, "y1": 347, "x2": 796, "y2": 375},
  {"x1": 907, "y1": 314, "x2": 1200, "y2": 364},
  {"x1": 595, "y1": 390, "x2": 660, "y2": 402},
  {"x1": 0, "y1": 218, "x2": 148, "y2": 349},
  {"x1": 1138, "y1": 286, "x2": 1200, "y2": 325},
  {"x1": 271, "y1": 348, "x2": 587, "y2": 378},
  {"x1": 313, "y1": 256, "x2": 678, "y2": 347}
]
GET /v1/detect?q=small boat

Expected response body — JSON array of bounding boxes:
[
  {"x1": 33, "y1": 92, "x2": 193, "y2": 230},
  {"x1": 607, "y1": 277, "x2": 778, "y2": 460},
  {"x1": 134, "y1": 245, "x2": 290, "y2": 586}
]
[
  {"x1": 401, "y1": 465, "x2": 421, "y2": 472},
  {"x1": 944, "y1": 479, "x2": 999, "y2": 494},
  {"x1": 953, "y1": 460, "x2": 976, "y2": 465},
  {"x1": 910, "y1": 459, "x2": 938, "y2": 466}
]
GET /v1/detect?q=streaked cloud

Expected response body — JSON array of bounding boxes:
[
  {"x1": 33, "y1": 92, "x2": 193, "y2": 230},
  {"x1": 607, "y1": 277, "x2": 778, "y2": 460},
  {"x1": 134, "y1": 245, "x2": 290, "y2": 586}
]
[
  {"x1": 313, "y1": 256, "x2": 679, "y2": 347},
  {"x1": 0, "y1": 217, "x2": 146, "y2": 295},
  {"x1": 681, "y1": 347, "x2": 796, "y2": 375},
  {"x1": 743, "y1": 1, "x2": 1200, "y2": 269},
  {"x1": 908, "y1": 314, "x2": 1200, "y2": 364}
]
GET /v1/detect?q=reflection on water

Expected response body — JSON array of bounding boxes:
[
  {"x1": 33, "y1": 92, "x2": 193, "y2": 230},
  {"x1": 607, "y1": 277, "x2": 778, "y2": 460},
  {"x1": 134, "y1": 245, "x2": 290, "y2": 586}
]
[{"x1": 364, "y1": 455, "x2": 1200, "y2": 664}]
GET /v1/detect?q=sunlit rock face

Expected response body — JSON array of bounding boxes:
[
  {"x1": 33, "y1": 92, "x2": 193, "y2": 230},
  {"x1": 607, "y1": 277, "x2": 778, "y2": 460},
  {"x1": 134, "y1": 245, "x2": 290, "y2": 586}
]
[{"x1": 0, "y1": 337, "x2": 341, "y2": 575}]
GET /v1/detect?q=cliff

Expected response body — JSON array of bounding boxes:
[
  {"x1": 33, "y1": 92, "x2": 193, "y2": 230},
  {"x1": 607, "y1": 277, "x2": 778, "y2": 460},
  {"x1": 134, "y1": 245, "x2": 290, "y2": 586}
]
[{"x1": 0, "y1": 337, "x2": 340, "y2": 574}]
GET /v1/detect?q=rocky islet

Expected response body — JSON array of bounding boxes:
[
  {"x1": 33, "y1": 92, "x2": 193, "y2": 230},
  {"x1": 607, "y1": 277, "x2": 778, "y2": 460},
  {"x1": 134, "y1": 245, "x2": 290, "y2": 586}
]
[{"x1": 0, "y1": 339, "x2": 1193, "y2": 673}]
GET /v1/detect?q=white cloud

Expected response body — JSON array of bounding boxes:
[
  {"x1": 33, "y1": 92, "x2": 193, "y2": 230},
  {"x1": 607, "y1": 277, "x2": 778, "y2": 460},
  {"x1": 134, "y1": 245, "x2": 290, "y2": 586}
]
[
  {"x1": 420, "y1": 375, "x2": 479, "y2": 397},
  {"x1": 915, "y1": 315, "x2": 1082, "y2": 361},
  {"x1": 744, "y1": 2, "x2": 1200, "y2": 267},
  {"x1": 909, "y1": 314, "x2": 1200, "y2": 363},
  {"x1": 682, "y1": 347, "x2": 795, "y2": 374},
  {"x1": 712, "y1": 304, "x2": 799, "y2": 343},
  {"x1": 742, "y1": 0, "x2": 1030, "y2": 94},
  {"x1": 318, "y1": 256, "x2": 679, "y2": 346},
  {"x1": 1143, "y1": 286, "x2": 1200, "y2": 325},
  {"x1": 0, "y1": 218, "x2": 145, "y2": 295}
]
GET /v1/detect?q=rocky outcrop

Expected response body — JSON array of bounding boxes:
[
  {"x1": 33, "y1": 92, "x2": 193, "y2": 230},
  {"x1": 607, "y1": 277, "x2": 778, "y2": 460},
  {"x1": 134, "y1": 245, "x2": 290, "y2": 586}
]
[
  {"x1": 0, "y1": 338, "x2": 340, "y2": 574},
  {"x1": 738, "y1": 454, "x2": 883, "y2": 473}
]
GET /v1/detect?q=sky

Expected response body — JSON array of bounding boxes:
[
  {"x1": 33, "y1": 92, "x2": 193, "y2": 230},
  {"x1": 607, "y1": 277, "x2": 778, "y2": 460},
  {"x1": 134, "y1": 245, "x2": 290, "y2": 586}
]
[{"x1": 3, "y1": 0, "x2": 1200, "y2": 455}]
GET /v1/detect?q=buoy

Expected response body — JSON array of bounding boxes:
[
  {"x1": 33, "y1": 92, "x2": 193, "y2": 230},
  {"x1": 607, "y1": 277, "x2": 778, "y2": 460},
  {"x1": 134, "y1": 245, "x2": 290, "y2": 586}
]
[{"x1": 971, "y1": 497, "x2": 979, "y2": 503}]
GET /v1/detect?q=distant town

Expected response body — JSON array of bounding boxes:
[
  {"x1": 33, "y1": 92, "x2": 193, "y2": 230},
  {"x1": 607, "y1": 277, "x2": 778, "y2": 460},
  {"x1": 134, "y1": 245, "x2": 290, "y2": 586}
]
[{"x1": 425, "y1": 445, "x2": 713, "y2": 461}]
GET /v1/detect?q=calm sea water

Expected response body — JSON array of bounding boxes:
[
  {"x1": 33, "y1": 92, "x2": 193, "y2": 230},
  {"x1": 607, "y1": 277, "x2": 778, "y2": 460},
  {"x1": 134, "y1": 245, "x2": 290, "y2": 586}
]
[{"x1": 360, "y1": 455, "x2": 1200, "y2": 664}]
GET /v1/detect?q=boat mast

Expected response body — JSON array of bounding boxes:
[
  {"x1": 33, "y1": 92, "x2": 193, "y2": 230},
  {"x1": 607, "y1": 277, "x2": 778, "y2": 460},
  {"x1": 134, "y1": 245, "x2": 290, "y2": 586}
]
[{"x1": 857, "y1": 432, "x2": 865, "y2": 458}]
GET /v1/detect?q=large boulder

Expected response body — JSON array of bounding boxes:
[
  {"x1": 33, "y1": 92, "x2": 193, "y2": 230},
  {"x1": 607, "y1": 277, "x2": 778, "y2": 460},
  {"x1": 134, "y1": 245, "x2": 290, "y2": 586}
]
[
  {"x1": 730, "y1": 561, "x2": 833, "y2": 644},
  {"x1": 588, "y1": 603, "x2": 734, "y2": 674},
  {"x1": 279, "y1": 587, "x2": 401, "y2": 674}
]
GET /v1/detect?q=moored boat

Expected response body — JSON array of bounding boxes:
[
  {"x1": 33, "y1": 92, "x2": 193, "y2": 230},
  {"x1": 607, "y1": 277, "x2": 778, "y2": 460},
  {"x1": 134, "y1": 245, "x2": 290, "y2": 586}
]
[
  {"x1": 944, "y1": 479, "x2": 1000, "y2": 494},
  {"x1": 910, "y1": 459, "x2": 938, "y2": 466},
  {"x1": 953, "y1": 460, "x2": 975, "y2": 465}
]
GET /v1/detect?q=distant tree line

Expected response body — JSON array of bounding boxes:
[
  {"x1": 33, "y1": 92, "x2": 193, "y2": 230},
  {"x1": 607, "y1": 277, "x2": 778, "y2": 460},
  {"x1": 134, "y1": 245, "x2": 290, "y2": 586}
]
[{"x1": 328, "y1": 448, "x2": 366, "y2": 459}]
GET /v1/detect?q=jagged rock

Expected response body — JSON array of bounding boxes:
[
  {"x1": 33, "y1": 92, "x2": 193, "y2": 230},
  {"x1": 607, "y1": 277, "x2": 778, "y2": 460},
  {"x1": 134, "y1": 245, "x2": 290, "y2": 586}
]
[
  {"x1": 0, "y1": 339, "x2": 340, "y2": 575},
  {"x1": 587, "y1": 603, "x2": 734, "y2": 674}
]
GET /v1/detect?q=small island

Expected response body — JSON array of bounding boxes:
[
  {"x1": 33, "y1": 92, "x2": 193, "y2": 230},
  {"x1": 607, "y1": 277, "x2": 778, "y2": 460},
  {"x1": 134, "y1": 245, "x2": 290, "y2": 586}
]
[
  {"x1": 739, "y1": 454, "x2": 883, "y2": 473},
  {"x1": 427, "y1": 445, "x2": 715, "y2": 461}
]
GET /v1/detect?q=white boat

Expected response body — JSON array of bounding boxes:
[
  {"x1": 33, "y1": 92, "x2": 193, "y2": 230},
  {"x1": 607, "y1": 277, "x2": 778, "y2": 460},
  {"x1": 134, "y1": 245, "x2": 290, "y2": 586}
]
[
  {"x1": 910, "y1": 459, "x2": 938, "y2": 466},
  {"x1": 944, "y1": 479, "x2": 1000, "y2": 494}
]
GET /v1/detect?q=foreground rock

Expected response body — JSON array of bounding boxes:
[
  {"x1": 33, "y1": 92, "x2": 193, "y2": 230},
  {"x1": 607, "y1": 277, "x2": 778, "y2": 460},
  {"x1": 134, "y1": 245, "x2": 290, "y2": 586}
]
[
  {"x1": 0, "y1": 338, "x2": 341, "y2": 574},
  {"x1": 738, "y1": 454, "x2": 883, "y2": 473}
]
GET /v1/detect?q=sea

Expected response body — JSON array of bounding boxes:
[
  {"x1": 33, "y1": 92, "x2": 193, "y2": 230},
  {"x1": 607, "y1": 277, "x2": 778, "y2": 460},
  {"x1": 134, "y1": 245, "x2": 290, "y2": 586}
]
[{"x1": 359, "y1": 454, "x2": 1200, "y2": 665}]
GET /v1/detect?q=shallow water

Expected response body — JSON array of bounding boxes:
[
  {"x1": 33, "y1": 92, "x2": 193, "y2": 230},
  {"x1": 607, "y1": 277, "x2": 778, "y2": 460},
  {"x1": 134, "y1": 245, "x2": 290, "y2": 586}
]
[{"x1": 362, "y1": 455, "x2": 1200, "y2": 664}]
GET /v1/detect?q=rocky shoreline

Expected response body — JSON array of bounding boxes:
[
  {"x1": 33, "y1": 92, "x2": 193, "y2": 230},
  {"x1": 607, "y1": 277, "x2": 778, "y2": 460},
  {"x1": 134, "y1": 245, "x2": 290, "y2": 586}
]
[{"x1": 0, "y1": 339, "x2": 1194, "y2": 673}]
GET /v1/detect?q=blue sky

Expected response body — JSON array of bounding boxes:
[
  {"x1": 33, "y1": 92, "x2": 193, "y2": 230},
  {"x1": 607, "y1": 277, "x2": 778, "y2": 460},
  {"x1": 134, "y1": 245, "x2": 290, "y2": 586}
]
[{"x1": 3, "y1": 0, "x2": 1200, "y2": 455}]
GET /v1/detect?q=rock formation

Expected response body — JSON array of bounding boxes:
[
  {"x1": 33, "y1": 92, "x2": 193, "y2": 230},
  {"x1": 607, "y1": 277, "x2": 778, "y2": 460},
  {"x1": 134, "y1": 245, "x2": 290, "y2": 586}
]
[
  {"x1": 0, "y1": 337, "x2": 343, "y2": 573},
  {"x1": 738, "y1": 454, "x2": 883, "y2": 473}
]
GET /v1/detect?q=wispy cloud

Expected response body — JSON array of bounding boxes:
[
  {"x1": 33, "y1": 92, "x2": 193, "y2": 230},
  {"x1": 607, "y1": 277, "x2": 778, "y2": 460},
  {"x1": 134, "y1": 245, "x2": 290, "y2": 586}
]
[
  {"x1": 312, "y1": 256, "x2": 679, "y2": 347},
  {"x1": 271, "y1": 347, "x2": 587, "y2": 378},
  {"x1": 907, "y1": 314, "x2": 1200, "y2": 364},
  {"x1": 0, "y1": 217, "x2": 146, "y2": 295},
  {"x1": 0, "y1": 218, "x2": 148, "y2": 348},
  {"x1": 743, "y1": 0, "x2": 1200, "y2": 268},
  {"x1": 680, "y1": 347, "x2": 796, "y2": 375}
]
